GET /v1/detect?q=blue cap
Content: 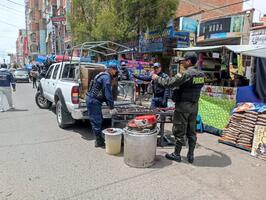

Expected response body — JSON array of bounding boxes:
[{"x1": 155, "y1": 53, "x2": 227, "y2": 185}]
[{"x1": 107, "y1": 62, "x2": 118, "y2": 70}]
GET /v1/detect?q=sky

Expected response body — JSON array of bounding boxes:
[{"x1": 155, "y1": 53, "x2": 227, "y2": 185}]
[
  {"x1": 0, "y1": 0, "x2": 25, "y2": 63},
  {"x1": 0, "y1": 0, "x2": 266, "y2": 64}
]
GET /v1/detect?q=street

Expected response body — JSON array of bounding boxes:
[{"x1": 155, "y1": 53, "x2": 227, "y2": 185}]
[{"x1": 0, "y1": 83, "x2": 266, "y2": 200}]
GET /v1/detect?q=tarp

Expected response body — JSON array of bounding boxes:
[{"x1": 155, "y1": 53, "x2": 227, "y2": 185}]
[
  {"x1": 255, "y1": 57, "x2": 266, "y2": 102},
  {"x1": 174, "y1": 45, "x2": 266, "y2": 59}
]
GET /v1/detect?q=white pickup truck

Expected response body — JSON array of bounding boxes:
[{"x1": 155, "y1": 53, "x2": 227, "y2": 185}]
[{"x1": 35, "y1": 61, "x2": 128, "y2": 128}]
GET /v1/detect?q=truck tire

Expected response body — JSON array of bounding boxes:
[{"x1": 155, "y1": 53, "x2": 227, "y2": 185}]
[
  {"x1": 56, "y1": 100, "x2": 74, "y2": 129},
  {"x1": 35, "y1": 91, "x2": 52, "y2": 109}
]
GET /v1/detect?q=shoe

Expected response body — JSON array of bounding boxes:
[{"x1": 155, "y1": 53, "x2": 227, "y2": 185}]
[
  {"x1": 0, "y1": 109, "x2": 4, "y2": 112},
  {"x1": 8, "y1": 107, "x2": 15, "y2": 111},
  {"x1": 187, "y1": 153, "x2": 194, "y2": 164},
  {"x1": 165, "y1": 152, "x2": 181, "y2": 162},
  {"x1": 95, "y1": 136, "x2": 105, "y2": 148}
]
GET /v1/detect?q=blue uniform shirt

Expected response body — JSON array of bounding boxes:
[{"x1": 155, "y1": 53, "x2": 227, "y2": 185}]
[
  {"x1": 0, "y1": 68, "x2": 16, "y2": 89},
  {"x1": 89, "y1": 72, "x2": 114, "y2": 109}
]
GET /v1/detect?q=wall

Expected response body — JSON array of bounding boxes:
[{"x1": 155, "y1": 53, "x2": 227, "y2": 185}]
[{"x1": 176, "y1": 0, "x2": 243, "y2": 21}]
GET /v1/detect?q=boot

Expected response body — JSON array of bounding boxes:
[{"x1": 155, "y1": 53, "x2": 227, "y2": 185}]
[
  {"x1": 95, "y1": 135, "x2": 105, "y2": 148},
  {"x1": 165, "y1": 146, "x2": 182, "y2": 162},
  {"x1": 187, "y1": 143, "x2": 195, "y2": 164}
]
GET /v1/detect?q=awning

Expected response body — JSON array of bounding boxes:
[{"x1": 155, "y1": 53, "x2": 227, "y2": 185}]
[
  {"x1": 174, "y1": 45, "x2": 266, "y2": 59},
  {"x1": 174, "y1": 46, "x2": 223, "y2": 52}
]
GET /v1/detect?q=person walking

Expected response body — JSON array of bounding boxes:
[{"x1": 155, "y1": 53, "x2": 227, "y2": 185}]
[
  {"x1": 152, "y1": 52, "x2": 205, "y2": 163},
  {"x1": 0, "y1": 64, "x2": 16, "y2": 112},
  {"x1": 133, "y1": 62, "x2": 170, "y2": 108},
  {"x1": 30, "y1": 66, "x2": 39, "y2": 89},
  {"x1": 86, "y1": 63, "x2": 118, "y2": 148}
]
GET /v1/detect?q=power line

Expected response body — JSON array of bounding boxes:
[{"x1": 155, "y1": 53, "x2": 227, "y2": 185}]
[
  {"x1": 0, "y1": 19, "x2": 21, "y2": 28},
  {"x1": 0, "y1": 2, "x2": 24, "y2": 13},
  {"x1": 5, "y1": 0, "x2": 24, "y2": 7}
]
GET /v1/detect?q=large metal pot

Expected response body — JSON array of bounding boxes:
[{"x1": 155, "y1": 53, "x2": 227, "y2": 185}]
[{"x1": 123, "y1": 128, "x2": 159, "y2": 168}]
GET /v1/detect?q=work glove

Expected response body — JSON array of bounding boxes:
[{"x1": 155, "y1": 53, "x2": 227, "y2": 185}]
[{"x1": 110, "y1": 108, "x2": 118, "y2": 115}]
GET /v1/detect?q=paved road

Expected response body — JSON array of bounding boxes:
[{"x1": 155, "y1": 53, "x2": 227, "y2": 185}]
[{"x1": 1, "y1": 83, "x2": 266, "y2": 200}]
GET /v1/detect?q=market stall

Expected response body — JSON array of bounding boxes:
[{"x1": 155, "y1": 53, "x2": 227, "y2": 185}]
[{"x1": 174, "y1": 45, "x2": 266, "y2": 135}]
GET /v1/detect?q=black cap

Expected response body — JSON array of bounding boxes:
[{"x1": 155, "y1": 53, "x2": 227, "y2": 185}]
[{"x1": 179, "y1": 52, "x2": 198, "y2": 65}]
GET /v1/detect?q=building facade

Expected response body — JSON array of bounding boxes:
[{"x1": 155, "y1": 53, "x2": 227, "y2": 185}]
[
  {"x1": 15, "y1": 29, "x2": 27, "y2": 66},
  {"x1": 249, "y1": 16, "x2": 266, "y2": 46},
  {"x1": 24, "y1": 0, "x2": 72, "y2": 61}
]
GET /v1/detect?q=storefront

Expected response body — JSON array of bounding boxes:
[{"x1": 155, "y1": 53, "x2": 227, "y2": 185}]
[{"x1": 174, "y1": 45, "x2": 266, "y2": 135}]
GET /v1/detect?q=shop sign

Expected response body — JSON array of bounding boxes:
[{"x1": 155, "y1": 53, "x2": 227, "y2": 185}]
[
  {"x1": 198, "y1": 15, "x2": 244, "y2": 41},
  {"x1": 23, "y1": 36, "x2": 28, "y2": 56},
  {"x1": 199, "y1": 17, "x2": 231, "y2": 39},
  {"x1": 176, "y1": 32, "x2": 190, "y2": 48},
  {"x1": 139, "y1": 30, "x2": 164, "y2": 53},
  {"x1": 180, "y1": 17, "x2": 198, "y2": 33},
  {"x1": 51, "y1": 25, "x2": 57, "y2": 54},
  {"x1": 249, "y1": 28, "x2": 266, "y2": 45},
  {"x1": 50, "y1": 16, "x2": 66, "y2": 22},
  {"x1": 39, "y1": 30, "x2": 46, "y2": 55}
]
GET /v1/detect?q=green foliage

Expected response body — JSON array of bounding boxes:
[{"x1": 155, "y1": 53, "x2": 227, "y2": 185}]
[{"x1": 68, "y1": 0, "x2": 179, "y2": 43}]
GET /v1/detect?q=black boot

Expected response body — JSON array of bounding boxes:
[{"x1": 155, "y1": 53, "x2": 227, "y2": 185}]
[
  {"x1": 95, "y1": 135, "x2": 105, "y2": 148},
  {"x1": 165, "y1": 146, "x2": 182, "y2": 162},
  {"x1": 187, "y1": 143, "x2": 195, "y2": 164}
]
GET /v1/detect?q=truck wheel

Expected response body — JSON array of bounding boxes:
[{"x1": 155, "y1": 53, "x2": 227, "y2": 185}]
[
  {"x1": 35, "y1": 91, "x2": 52, "y2": 109},
  {"x1": 56, "y1": 100, "x2": 73, "y2": 129}
]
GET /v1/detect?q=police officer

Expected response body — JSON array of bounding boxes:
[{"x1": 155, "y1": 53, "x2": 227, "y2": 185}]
[
  {"x1": 86, "y1": 63, "x2": 118, "y2": 147},
  {"x1": 152, "y1": 52, "x2": 205, "y2": 163},
  {"x1": 133, "y1": 62, "x2": 170, "y2": 109},
  {"x1": 0, "y1": 64, "x2": 16, "y2": 112}
]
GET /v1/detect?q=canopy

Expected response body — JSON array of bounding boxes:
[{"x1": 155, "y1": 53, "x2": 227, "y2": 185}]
[
  {"x1": 71, "y1": 41, "x2": 133, "y2": 57},
  {"x1": 174, "y1": 45, "x2": 266, "y2": 59}
]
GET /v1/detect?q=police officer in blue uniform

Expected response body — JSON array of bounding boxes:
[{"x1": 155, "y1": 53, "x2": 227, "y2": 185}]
[
  {"x1": 86, "y1": 63, "x2": 118, "y2": 147},
  {"x1": 152, "y1": 52, "x2": 205, "y2": 163},
  {"x1": 133, "y1": 62, "x2": 170, "y2": 109}
]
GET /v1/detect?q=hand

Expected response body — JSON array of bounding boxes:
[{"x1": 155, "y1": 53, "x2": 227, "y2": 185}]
[
  {"x1": 152, "y1": 74, "x2": 159, "y2": 80},
  {"x1": 110, "y1": 108, "x2": 118, "y2": 115},
  {"x1": 13, "y1": 88, "x2": 16, "y2": 92}
]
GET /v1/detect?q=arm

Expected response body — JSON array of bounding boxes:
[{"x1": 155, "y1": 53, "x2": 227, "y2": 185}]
[
  {"x1": 9, "y1": 73, "x2": 16, "y2": 90},
  {"x1": 134, "y1": 74, "x2": 152, "y2": 82},
  {"x1": 155, "y1": 73, "x2": 190, "y2": 88},
  {"x1": 102, "y1": 75, "x2": 114, "y2": 109}
]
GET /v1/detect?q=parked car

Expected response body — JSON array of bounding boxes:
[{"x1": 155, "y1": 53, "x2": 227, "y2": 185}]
[{"x1": 14, "y1": 69, "x2": 30, "y2": 83}]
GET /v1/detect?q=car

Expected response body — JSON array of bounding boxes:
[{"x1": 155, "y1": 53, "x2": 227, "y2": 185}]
[
  {"x1": 14, "y1": 69, "x2": 30, "y2": 83},
  {"x1": 35, "y1": 61, "x2": 132, "y2": 128}
]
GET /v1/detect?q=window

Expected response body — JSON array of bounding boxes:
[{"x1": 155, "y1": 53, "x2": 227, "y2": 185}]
[
  {"x1": 52, "y1": 64, "x2": 60, "y2": 79},
  {"x1": 61, "y1": 64, "x2": 77, "y2": 79},
  {"x1": 46, "y1": 65, "x2": 54, "y2": 79}
]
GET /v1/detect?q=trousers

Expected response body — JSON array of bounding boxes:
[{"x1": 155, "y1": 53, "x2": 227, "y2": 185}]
[
  {"x1": 0, "y1": 87, "x2": 13, "y2": 111},
  {"x1": 173, "y1": 102, "x2": 198, "y2": 152},
  {"x1": 86, "y1": 96, "x2": 103, "y2": 137}
]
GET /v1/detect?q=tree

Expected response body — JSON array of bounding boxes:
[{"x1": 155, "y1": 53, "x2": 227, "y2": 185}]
[{"x1": 69, "y1": 0, "x2": 179, "y2": 43}]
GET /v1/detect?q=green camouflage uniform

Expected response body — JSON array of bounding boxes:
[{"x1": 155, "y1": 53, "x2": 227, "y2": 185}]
[{"x1": 156, "y1": 66, "x2": 204, "y2": 154}]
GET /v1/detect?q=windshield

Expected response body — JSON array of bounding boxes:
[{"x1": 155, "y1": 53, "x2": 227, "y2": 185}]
[{"x1": 14, "y1": 71, "x2": 28, "y2": 75}]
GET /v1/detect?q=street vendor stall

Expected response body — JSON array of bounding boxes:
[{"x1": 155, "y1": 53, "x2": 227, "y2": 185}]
[{"x1": 174, "y1": 45, "x2": 266, "y2": 135}]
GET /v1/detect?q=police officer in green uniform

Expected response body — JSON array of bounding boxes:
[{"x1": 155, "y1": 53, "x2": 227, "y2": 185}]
[{"x1": 152, "y1": 52, "x2": 205, "y2": 163}]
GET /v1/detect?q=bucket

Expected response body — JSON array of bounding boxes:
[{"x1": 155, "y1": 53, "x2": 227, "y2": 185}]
[
  {"x1": 103, "y1": 128, "x2": 123, "y2": 155},
  {"x1": 123, "y1": 127, "x2": 159, "y2": 168}
]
